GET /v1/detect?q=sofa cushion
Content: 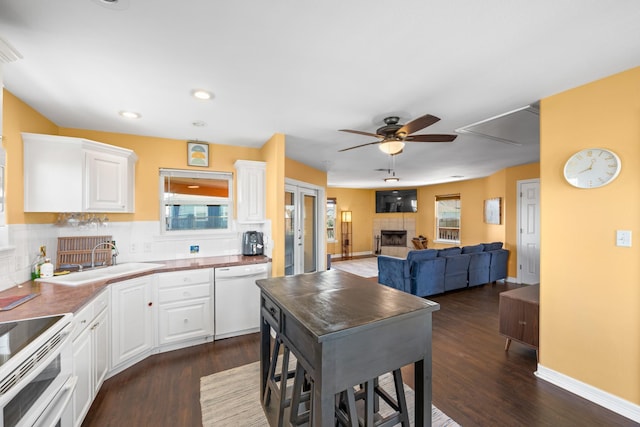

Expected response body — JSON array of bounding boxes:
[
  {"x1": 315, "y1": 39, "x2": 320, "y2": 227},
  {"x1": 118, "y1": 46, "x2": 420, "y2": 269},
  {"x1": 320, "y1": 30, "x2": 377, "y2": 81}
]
[
  {"x1": 484, "y1": 242, "x2": 504, "y2": 251},
  {"x1": 407, "y1": 249, "x2": 438, "y2": 263},
  {"x1": 462, "y1": 244, "x2": 485, "y2": 254},
  {"x1": 437, "y1": 247, "x2": 461, "y2": 257}
]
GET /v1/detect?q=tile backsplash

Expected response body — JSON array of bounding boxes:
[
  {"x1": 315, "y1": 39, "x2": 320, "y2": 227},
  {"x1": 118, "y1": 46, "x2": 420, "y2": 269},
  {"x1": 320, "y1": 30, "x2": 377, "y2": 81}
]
[{"x1": 0, "y1": 220, "x2": 271, "y2": 292}]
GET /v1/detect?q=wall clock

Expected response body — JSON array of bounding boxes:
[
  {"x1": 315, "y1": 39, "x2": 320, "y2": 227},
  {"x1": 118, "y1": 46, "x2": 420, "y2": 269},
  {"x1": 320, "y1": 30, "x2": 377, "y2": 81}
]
[{"x1": 563, "y1": 148, "x2": 621, "y2": 189}]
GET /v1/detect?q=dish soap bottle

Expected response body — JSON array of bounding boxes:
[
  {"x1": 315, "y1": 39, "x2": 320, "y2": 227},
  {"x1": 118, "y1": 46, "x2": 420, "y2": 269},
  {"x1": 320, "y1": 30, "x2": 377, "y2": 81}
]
[
  {"x1": 40, "y1": 258, "x2": 54, "y2": 278},
  {"x1": 31, "y1": 245, "x2": 46, "y2": 279}
]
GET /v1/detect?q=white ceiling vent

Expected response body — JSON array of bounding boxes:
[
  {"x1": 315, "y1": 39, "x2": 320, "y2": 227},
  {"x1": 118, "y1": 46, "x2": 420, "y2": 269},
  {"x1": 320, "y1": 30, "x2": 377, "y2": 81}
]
[
  {"x1": 456, "y1": 103, "x2": 539, "y2": 146},
  {"x1": 0, "y1": 37, "x2": 22, "y2": 64}
]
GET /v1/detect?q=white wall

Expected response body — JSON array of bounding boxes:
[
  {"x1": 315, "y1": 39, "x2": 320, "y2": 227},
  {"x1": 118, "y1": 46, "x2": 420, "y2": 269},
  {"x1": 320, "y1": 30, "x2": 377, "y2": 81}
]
[{"x1": 0, "y1": 220, "x2": 272, "y2": 292}]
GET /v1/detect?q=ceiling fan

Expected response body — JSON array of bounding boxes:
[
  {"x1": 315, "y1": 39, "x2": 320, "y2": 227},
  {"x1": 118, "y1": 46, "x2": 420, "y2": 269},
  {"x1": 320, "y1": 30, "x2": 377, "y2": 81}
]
[{"x1": 339, "y1": 114, "x2": 457, "y2": 155}]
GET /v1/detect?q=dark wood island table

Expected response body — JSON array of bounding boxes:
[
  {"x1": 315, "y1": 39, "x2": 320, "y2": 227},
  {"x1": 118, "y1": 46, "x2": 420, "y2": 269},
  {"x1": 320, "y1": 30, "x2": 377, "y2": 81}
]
[{"x1": 256, "y1": 269, "x2": 440, "y2": 426}]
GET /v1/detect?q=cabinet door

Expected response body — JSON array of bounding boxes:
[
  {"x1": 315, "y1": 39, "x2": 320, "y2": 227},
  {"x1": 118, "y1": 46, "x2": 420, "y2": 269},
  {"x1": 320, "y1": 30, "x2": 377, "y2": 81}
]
[
  {"x1": 158, "y1": 298, "x2": 212, "y2": 345},
  {"x1": 235, "y1": 161, "x2": 266, "y2": 222},
  {"x1": 84, "y1": 150, "x2": 129, "y2": 212},
  {"x1": 111, "y1": 276, "x2": 154, "y2": 368},
  {"x1": 72, "y1": 329, "x2": 92, "y2": 427},
  {"x1": 92, "y1": 308, "x2": 109, "y2": 394}
]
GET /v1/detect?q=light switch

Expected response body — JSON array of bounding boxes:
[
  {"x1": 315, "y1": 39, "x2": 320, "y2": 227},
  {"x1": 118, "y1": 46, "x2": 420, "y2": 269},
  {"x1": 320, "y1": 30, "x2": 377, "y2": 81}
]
[{"x1": 616, "y1": 230, "x2": 632, "y2": 247}]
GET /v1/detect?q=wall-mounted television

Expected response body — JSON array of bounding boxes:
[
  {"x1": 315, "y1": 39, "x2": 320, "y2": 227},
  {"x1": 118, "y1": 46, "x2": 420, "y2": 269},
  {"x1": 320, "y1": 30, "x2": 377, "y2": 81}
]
[{"x1": 375, "y1": 189, "x2": 418, "y2": 213}]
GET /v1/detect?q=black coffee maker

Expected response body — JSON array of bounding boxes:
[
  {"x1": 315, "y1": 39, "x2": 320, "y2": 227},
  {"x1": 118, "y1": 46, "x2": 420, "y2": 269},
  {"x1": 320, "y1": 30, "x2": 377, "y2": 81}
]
[{"x1": 242, "y1": 231, "x2": 264, "y2": 256}]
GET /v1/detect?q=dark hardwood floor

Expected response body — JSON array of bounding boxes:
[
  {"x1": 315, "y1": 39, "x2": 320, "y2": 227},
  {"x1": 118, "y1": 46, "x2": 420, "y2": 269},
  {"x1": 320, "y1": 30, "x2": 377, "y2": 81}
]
[{"x1": 83, "y1": 280, "x2": 636, "y2": 427}]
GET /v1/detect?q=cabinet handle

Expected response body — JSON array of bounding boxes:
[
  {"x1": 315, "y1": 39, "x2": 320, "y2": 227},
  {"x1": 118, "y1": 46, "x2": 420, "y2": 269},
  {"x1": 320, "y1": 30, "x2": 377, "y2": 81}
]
[
  {"x1": 148, "y1": 302, "x2": 153, "y2": 307},
  {"x1": 81, "y1": 319, "x2": 87, "y2": 324},
  {"x1": 269, "y1": 307, "x2": 277, "y2": 315},
  {"x1": 518, "y1": 320, "x2": 527, "y2": 325}
]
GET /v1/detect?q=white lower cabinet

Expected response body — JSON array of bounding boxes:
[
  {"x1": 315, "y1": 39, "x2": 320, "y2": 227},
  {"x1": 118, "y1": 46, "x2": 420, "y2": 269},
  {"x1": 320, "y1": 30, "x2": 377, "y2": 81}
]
[
  {"x1": 110, "y1": 275, "x2": 155, "y2": 371},
  {"x1": 157, "y1": 268, "x2": 213, "y2": 349},
  {"x1": 72, "y1": 289, "x2": 109, "y2": 427}
]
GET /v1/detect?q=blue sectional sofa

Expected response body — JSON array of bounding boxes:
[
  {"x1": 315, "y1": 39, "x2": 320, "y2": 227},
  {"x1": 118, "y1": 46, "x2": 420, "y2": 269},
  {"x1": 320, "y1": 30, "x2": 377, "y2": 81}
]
[{"x1": 377, "y1": 242, "x2": 509, "y2": 297}]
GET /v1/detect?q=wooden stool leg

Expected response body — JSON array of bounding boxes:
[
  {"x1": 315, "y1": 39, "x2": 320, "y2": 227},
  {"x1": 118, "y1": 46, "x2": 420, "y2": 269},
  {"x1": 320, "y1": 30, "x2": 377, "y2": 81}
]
[
  {"x1": 290, "y1": 361, "x2": 313, "y2": 426},
  {"x1": 505, "y1": 338, "x2": 512, "y2": 351},
  {"x1": 364, "y1": 380, "x2": 375, "y2": 427},
  {"x1": 392, "y1": 369, "x2": 410, "y2": 426},
  {"x1": 276, "y1": 346, "x2": 291, "y2": 426},
  {"x1": 263, "y1": 338, "x2": 281, "y2": 405}
]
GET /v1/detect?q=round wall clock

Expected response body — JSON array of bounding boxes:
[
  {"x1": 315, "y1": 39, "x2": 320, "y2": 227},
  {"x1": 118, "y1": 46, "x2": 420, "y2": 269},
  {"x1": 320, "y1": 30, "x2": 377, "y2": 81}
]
[{"x1": 563, "y1": 148, "x2": 621, "y2": 189}]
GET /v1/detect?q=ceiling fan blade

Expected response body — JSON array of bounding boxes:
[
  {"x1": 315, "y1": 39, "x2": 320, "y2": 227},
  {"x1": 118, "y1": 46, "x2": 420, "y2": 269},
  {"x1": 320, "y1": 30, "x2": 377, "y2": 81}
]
[
  {"x1": 338, "y1": 140, "x2": 383, "y2": 152},
  {"x1": 339, "y1": 129, "x2": 382, "y2": 138},
  {"x1": 398, "y1": 114, "x2": 440, "y2": 135},
  {"x1": 405, "y1": 134, "x2": 458, "y2": 142}
]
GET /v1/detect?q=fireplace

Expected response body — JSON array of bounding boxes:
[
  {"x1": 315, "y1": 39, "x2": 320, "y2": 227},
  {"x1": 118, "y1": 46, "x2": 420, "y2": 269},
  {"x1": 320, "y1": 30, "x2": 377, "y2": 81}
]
[{"x1": 380, "y1": 230, "x2": 407, "y2": 247}]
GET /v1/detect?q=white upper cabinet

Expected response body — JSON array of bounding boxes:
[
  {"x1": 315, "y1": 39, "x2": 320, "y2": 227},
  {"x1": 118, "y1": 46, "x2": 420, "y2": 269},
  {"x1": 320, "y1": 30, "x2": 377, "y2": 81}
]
[
  {"x1": 23, "y1": 133, "x2": 137, "y2": 212},
  {"x1": 234, "y1": 160, "x2": 266, "y2": 222}
]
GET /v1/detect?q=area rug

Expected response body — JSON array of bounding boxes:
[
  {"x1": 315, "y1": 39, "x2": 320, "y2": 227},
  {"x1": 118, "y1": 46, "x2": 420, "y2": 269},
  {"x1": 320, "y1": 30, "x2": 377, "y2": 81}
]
[
  {"x1": 331, "y1": 257, "x2": 378, "y2": 278},
  {"x1": 200, "y1": 361, "x2": 460, "y2": 426}
]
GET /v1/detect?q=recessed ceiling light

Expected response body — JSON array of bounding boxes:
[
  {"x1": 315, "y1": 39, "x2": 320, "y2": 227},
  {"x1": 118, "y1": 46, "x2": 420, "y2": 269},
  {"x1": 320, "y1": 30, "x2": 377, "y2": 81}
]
[
  {"x1": 187, "y1": 185, "x2": 200, "y2": 189},
  {"x1": 119, "y1": 111, "x2": 141, "y2": 119},
  {"x1": 192, "y1": 90, "x2": 212, "y2": 100},
  {"x1": 384, "y1": 177, "x2": 400, "y2": 183},
  {"x1": 92, "y1": 0, "x2": 130, "y2": 10}
]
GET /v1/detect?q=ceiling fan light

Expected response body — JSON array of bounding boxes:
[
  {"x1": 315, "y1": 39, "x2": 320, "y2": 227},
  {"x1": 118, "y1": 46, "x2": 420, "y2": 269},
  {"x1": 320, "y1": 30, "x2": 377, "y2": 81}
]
[{"x1": 378, "y1": 140, "x2": 405, "y2": 155}]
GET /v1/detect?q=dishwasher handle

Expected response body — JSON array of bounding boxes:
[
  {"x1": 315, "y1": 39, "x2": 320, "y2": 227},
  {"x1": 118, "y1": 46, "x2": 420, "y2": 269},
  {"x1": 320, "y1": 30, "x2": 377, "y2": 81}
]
[{"x1": 215, "y1": 266, "x2": 268, "y2": 279}]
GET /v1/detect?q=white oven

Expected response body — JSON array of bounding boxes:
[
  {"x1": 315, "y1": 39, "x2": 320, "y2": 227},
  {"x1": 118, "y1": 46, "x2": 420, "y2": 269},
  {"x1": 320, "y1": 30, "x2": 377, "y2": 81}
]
[{"x1": 0, "y1": 313, "x2": 75, "y2": 427}]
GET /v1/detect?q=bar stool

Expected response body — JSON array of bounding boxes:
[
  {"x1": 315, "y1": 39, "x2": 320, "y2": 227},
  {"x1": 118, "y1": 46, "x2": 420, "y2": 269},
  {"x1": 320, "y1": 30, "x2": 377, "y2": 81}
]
[
  {"x1": 335, "y1": 369, "x2": 410, "y2": 427},
  {"x1": 263, "y1": 336, "x2": 296, "y2": 427},
  {"x1": 289, "y1": 360, "x2": 314, "y2": 425}
]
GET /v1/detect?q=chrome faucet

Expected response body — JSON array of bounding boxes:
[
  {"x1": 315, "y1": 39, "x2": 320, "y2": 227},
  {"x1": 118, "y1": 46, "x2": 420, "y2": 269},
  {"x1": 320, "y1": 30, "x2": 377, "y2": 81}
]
[{"x1": 91, "y1": 241, "x2": 119, "y2": 268}]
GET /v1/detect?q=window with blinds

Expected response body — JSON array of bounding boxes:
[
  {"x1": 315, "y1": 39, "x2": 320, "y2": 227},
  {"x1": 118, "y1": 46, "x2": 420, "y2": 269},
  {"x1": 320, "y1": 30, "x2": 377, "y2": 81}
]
[{"x1": 435, "y1": 194, "x2": 461, "y2": 243}]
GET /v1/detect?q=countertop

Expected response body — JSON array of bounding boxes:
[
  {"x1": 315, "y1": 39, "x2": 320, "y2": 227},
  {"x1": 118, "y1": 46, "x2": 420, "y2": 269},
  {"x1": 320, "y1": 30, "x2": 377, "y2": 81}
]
[{"x1": 0, "y1": 255, "x2": 270, "y2": 323}]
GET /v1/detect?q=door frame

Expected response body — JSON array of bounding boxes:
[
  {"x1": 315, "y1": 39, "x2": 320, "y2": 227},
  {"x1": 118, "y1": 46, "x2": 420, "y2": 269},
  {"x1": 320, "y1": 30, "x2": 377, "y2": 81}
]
[
  {"x1": 516, "y1": 178, "x2": 540, "y2": 284},
  {"x1": 285, "y1": 178, "x2": 326, "y2": 274}
]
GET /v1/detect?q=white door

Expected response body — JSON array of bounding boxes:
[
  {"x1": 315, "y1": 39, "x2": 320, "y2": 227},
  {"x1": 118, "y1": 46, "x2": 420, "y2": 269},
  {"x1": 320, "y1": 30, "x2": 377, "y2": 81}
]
[
  {"x1": 518, "y1": 179, "x2": 540, "y2": 284},
  {"x1": 285, "y1": 182, "x2": 324, "y2": 276}
]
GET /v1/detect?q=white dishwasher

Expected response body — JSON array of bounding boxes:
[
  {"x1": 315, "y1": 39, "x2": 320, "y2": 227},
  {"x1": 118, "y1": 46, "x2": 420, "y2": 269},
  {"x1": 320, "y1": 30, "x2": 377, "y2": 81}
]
[{"x1": 214, "y1": 263, "x2": 270, "y2": 339}]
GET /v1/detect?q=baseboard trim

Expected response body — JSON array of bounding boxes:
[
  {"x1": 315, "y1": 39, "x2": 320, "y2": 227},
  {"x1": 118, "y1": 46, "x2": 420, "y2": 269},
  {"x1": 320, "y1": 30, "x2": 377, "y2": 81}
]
[{"x1": 535, "y1": 364, "x2": 640, "y2": 423}]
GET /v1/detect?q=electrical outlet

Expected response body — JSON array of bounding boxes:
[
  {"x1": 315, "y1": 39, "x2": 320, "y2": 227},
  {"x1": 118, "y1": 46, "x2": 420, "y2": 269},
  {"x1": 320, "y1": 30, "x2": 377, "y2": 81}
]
[
  {"x1": 616, "y1": 230, "x2": 632, "y2": 247},
  {"x1": 130, "y1": 242, "x2": 138, "y2": 253},
  {"x1": 143, "y1": 242, "x2": 152, "y2": 253}
]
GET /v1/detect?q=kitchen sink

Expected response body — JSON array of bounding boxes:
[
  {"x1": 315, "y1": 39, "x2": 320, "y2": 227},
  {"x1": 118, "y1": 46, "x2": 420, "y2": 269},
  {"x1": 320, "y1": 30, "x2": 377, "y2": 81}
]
[{"x1": 37, "y1": 262, "x2": 165, "y2": 286}]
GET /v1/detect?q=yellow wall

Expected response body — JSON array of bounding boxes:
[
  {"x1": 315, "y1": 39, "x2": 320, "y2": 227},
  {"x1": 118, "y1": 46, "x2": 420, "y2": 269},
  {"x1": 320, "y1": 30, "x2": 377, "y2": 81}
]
[
  {"x1": 540, "y1": 67, "x2": 640, "y2": 404},
  {"x1": 326, "y1": 188, "x2": 374, "y2": 256},
  {"x1": 3, "y1": 90, "x2": 59, "y2": 225},
  {"x1": 260, "y1": 134, "x2": 286, "y2": 277},
  {"x1": 285, "y1": 157, "x2": 327, "y2": 188},
  {"x1": 59, "y1": 128, "x2": 263, "y2": 221}
]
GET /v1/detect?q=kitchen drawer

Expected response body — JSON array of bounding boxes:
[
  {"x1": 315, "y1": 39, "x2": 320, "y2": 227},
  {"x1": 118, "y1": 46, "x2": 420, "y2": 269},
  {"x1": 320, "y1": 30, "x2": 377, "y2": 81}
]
[
  {"x1": 93, "y1": 288, "x2": 109, "y2": 315},
  {"x1": 159, "y1": 283, "x2": 211, "y2": 303},
  {"x1": 157, "y1": 268, "x2": 211, "y2": 288},
  {"x1": 261, "y1": 294, "x2": 280, "y2": 330},
  {"x1": 73, "y1": 301, "x2": 94, "y2": 341}
]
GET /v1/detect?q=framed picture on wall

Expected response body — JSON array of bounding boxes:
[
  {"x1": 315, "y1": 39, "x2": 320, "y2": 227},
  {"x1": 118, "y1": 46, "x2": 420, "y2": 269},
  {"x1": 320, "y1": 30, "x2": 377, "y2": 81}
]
[
  {"x1": 187, "y1": 141, "x2": 209, "y2": 167},
  {"x1": 484, "y1": 197, "x2": 502, "y2": 224}
]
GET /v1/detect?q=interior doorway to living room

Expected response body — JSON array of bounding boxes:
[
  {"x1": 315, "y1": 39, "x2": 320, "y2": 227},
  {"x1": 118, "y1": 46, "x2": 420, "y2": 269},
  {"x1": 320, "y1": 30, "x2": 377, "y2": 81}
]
[
  {"x1": 517, "y1": 178, "x2": 540, "y2": 284},
  {"x1": 284, "y1": 180, "x2": 325, "y2": 276}
]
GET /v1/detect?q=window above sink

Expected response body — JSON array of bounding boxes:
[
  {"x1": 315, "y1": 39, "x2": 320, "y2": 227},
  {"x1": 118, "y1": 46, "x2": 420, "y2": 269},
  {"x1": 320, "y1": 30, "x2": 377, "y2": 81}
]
[{"x1": 159, "y1": 169, "x2": 233, "y2": 234}]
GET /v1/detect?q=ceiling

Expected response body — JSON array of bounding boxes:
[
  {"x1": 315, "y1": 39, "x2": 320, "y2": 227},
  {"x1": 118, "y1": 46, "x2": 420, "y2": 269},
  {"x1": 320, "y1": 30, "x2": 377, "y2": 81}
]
[{"x1": 1, "y1": 1, "x2": 639, "y2": 189}]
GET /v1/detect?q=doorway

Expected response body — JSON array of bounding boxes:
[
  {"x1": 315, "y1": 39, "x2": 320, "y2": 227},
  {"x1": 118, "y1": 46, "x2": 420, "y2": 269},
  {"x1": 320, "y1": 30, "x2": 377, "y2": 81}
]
[
  {"x1": 517, "y1": 178, "x2": 540, "y2": 284},
  {"x1": 284, "y1": 180, "x2": 325, "y2": 276}
]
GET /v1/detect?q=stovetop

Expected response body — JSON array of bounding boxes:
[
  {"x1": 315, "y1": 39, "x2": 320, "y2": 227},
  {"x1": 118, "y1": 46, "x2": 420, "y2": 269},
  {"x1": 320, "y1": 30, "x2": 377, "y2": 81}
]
[{"x1": 0, "y1": 314, "x2": 65, "y2": 368}]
